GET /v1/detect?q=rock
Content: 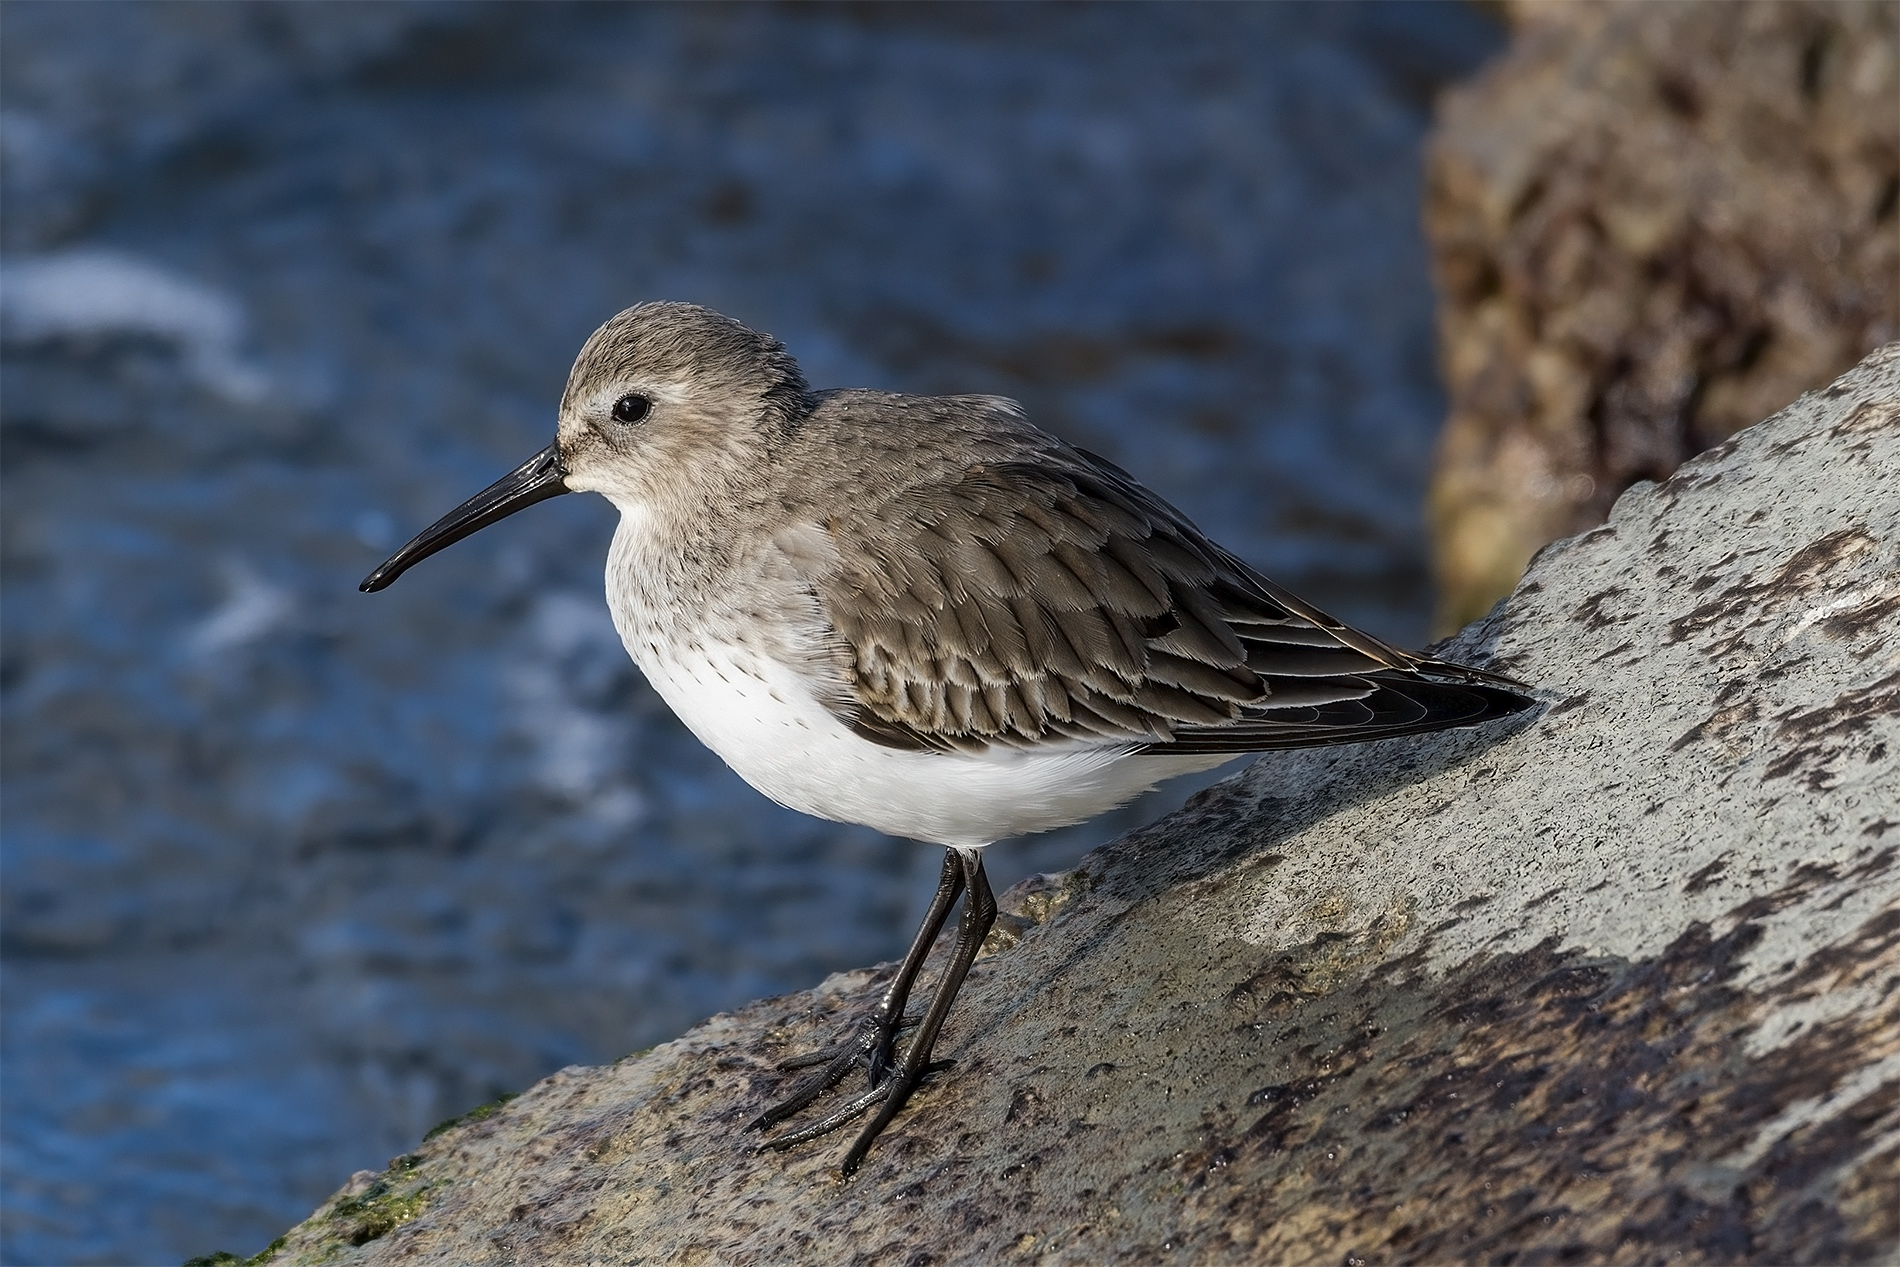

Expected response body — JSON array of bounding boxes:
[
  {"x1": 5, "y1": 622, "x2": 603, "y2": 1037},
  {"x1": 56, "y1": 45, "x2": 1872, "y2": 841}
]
[
  {"x1": 242, "y1": 344, "x2": 1900, "y2": 1264},
  {"x1": 1424, "y1": 0, "x2": 1899, "y2": 633}
]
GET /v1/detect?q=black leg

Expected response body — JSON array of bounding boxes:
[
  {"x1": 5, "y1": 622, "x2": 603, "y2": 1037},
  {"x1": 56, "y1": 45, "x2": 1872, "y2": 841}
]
[
  {"x1": 749, "y1": 847, "x2": 997, "y2": 1177},
  {"x1": 747, "y1": 848, "x2": 965, "y2": 1132},
  {"x1": 839, "y1": 848, "x2": 994, "y2": 1175}
]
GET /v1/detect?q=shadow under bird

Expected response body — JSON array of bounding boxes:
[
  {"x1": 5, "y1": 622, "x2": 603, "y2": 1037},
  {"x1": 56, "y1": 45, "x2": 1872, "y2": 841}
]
[{"x1": 360, "y1": 302, "x2": 1533, "y2": 1175}]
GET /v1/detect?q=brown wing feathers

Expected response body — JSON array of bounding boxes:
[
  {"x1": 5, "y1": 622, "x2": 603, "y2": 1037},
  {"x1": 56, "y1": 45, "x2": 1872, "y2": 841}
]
[{"x1": 817, "y1": 446, "x2": 1530, "y2": 755}]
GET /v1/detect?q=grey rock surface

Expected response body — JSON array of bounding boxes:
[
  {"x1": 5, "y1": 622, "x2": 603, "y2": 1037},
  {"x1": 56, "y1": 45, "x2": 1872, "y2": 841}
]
[{"x1": 252, "y1": 349, "x2": 1900, "y2": 1263}]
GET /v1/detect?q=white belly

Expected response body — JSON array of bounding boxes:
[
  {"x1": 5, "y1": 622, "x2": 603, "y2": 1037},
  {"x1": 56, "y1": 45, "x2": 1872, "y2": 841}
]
[{"x1": 624, "y1": 634, "x2": 1236, "y2": 849}]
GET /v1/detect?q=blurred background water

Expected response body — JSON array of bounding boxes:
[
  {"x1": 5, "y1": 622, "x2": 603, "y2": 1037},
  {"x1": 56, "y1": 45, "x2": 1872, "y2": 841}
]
[{"x1": 0, "y1": 3, "x2": 1502, "y2": 1262}]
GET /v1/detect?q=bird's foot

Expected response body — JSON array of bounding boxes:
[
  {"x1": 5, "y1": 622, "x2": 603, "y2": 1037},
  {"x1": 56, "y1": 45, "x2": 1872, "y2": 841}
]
[
  {"x1": 748, "y1": 1010, "x2": 905, "y2": 1130},
  {"x1": 747, "y1": 1010, "x2": 950, "y2": 1175},
  {"x1": 747, "y1": 848, "x2": 993, "y2": 1175}
]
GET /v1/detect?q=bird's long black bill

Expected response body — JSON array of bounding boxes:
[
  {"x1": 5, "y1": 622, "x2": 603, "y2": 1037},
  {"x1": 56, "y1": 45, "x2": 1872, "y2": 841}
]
[{"x1": 359, "y1": 443, "x2": 569, "y2": 593}]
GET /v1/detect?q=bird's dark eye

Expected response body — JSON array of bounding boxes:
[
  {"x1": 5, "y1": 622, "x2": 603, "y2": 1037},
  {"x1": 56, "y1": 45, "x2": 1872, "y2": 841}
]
[{"x1": 611, "y1": 394, "x2": 651, "y2": 424}]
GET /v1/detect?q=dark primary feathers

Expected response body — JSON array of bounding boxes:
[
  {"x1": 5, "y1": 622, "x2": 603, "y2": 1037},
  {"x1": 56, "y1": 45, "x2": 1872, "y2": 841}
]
[{"x1": 807, "y1": 430, "x2": 1531, "y2": 756}]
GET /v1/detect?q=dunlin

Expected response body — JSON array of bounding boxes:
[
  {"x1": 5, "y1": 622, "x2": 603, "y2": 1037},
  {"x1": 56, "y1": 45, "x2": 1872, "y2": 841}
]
[{"x1": 361, "y1": 302, "x2": 1532, "y2": 1174}]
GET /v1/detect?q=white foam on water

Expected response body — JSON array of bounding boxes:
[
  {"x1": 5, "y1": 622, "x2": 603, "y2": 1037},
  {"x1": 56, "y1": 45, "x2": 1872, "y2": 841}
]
[
  {"x1": 0, "y1": 247, "x2": 269, "y2": 403},
  {"x1": 186, "y1": 560, "x2": 294, "y2": 655}
]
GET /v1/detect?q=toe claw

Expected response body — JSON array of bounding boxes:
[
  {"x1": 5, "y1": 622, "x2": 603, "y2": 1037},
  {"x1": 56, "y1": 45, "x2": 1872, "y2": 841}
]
[
  {"x1": 776, "y1": 1047, "x2": 843, "y2": 1072},
  {"x1": 751, "y1": 1009, "x2": 902, "y2": 1132},
  {"x1": 756, "y1": 1083, "x2": 890, "y2": 1153}
]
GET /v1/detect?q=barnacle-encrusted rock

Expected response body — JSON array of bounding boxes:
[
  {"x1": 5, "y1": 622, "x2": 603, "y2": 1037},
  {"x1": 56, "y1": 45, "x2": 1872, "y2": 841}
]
[{"x1": 256, "y1": 347, "x2": 1898, "y2": 1264}]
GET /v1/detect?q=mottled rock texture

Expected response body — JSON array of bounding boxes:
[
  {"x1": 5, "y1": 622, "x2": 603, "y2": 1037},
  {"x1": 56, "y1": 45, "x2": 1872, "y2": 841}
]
[
  {"x1": 250, "y1": 347, "x2": 1898, "y2": 1265},
  {"x1": 1425, "y1": 0, "x2": 1898, "y2": 632}
]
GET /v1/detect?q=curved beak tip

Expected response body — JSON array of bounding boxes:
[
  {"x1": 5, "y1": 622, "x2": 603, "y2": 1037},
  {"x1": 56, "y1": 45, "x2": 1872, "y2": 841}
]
[{"x1": 359, "y1": 443, "x2": 568, "y2": 594}]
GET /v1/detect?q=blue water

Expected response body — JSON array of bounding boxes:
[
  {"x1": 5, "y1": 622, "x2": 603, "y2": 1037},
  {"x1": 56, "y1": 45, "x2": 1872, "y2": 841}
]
[{"x1": 0, "y1": 3, "x2": 1501, "y2": 1262}]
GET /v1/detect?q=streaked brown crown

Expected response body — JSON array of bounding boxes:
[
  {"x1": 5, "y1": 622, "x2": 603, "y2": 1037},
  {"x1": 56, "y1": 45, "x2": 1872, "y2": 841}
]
[{"x1": 562, "y1": 301, "x2": 811, "y2": 424}]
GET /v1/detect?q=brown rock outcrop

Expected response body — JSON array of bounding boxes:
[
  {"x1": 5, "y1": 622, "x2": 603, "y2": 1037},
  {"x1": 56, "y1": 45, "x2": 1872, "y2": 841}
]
[
  {"x1": 235, "y1": 347, "x2": 1899, "y2": 1266},
  {"x1": 1425, "y1": 0, "x2": 1898, "y2": 632}
]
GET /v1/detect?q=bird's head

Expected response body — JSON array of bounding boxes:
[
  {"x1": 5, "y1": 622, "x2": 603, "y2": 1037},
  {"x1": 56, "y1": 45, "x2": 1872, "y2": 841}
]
[{"x1": 360, "y1": 302, "x2": 807, "y2": 593}]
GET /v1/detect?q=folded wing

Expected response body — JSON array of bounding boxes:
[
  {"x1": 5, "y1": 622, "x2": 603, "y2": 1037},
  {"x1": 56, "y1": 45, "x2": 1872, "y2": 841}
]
[{"x1": 808, "y1": 443, "x2": 1531, "y2": 755}]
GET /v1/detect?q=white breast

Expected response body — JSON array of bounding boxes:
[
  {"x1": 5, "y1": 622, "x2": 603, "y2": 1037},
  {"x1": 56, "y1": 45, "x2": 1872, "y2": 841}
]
[{"x1": 627, "y1": 634, "x2": 1233, "y2": 847}]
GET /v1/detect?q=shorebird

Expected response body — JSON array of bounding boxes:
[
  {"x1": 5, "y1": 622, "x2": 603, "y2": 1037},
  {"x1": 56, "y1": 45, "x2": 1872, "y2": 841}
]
[{"x1": 361, "y1": 302, "x2": 1533, "y2": 1175}]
